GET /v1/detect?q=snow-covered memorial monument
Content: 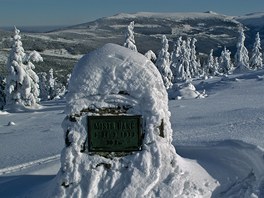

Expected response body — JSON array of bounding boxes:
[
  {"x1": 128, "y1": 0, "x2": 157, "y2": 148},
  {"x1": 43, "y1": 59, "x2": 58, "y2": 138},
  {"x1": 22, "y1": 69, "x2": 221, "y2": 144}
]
[{"x1": 51, "y1": 43, "x2": 217, "y2": 197}]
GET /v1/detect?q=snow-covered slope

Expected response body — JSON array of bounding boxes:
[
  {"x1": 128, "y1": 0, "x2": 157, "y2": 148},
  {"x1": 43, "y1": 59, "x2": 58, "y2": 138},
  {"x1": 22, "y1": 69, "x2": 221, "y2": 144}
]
[
  {"x1": 236, "y1": 12, "x2": 264, "y2": 27},
  {"x1": 1, "y1": 49, "x2": 264, "y2": 198},
  {"x1": 0, "y1": 100, "x2": 65, "y2": 170}
]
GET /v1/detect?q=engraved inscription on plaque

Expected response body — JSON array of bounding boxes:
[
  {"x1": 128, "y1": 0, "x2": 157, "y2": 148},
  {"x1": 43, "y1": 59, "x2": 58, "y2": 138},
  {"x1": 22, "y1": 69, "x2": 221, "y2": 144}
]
[{"x1": 87, "y1": 115, "x2": 143, "y2": 152}]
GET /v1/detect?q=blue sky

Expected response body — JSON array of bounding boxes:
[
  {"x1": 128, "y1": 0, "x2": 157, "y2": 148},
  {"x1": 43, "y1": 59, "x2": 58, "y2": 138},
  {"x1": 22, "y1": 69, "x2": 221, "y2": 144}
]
[{"x1": 0, "y1": 0, "x2": 263, "y2": 27}]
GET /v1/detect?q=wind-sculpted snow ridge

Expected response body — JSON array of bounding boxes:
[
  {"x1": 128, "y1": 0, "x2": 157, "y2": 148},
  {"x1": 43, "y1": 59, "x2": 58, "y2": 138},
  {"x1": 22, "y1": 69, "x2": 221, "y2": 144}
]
[
  {"x1": 0, "y1": 155, "x2": 60, "y2": 175},
  {"x1": 50, "y1": 43, "x2": 218, "y2": 197},
  {"x1": 168, "y1": 82, "x2": 207, "y2": 100},
  {"x1": 177, "y1": 140, "x2": 264, "y2": 198}
]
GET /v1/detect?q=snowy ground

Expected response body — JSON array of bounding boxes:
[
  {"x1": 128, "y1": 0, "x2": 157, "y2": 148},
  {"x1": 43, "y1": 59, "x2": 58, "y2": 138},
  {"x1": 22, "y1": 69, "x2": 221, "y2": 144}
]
[{"x1": 1, "y1": 70, "x2": 264, "y2": 197}]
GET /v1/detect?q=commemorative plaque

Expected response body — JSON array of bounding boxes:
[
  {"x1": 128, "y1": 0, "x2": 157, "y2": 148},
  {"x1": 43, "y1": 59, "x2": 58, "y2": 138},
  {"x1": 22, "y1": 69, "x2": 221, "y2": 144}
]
[{"x1": 87, "y1": 115, "x2": 143, "y2": 152}]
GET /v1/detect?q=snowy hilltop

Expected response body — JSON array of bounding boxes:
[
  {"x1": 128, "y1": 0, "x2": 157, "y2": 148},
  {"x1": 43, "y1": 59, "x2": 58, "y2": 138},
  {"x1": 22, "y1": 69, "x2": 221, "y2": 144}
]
[
  {"x1": 0, "y1": 45, "x2": 264, "y2": 197},
  {"x1": 1, "y1": 11, "x2": 264, "y2": 83},
  {"x1": 0, "y1": 12, "x2": 264, "y2": 197}
]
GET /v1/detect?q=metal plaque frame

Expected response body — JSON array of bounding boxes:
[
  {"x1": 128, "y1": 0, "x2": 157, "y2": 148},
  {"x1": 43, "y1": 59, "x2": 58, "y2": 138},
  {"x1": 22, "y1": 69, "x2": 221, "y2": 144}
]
[{"x1": 87, "y1": 115, "x2": 143, "y2": 152}]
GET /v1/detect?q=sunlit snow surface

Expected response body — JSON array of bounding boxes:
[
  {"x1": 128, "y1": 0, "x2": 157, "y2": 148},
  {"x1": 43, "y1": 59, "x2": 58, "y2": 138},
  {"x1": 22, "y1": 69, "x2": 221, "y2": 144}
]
[
  {"x1": 0, "y1": 100, "x2": 65, "y2": 169},
  {"x1": 0, "y1": 65, "x2": 264, "y2": 197}
]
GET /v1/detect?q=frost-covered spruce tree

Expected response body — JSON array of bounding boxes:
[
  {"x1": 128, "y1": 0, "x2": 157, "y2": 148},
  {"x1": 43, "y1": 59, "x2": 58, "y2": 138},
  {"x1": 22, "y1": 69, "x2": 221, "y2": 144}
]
[
  {"x1": 234, "y1": 28, "x2": 250, "y2": 72},
  {"x1": 219, "y1": 47, "x2": 234, "y2": 74},
  {"x1": 123, "y1": 21, "x2": 137, "y2": 52},
  {"x1": 5, "y1": 27, "x2": 42, "y2": 109},
  {"x1": 5, "y1": 28, "x2": 42, "y2": 110},
  {"x1": 46, "y1": 68, "x2": 55, "y2": 99},
  {"x1": 181, "y1": 39, "x2": 191, "y2": 79},
  {"x1": 170, "y1": 36, "x2": 182, "y2": 65},
  {"x1": 250, "y1": 32, "x2": 263, "y2": 70},
  {"x1": 45, "y1": 68, "x2": 66, "y2": 100},
  {"x1": 156, "y1": 35, "x2": 173, "y2": 89},
  {"x1": 53, "y1": 81, "x2": 66, "y2": 99},
  {"x1": 0, "y1": 76, "x2": 6, "y2": 110},
  {"x1": 170, "y1": 37, "x2": 184, "y2": 82},
  {"x1": 200, "y1": 61, "x2": 208, "y2": 79},
  {"x1": 214, "y1": 57, "x2": 220, "y2": 75},
  {"x1": 5, "y1": 27, "x2": 27, "y2": 108},
  {"x1": 197, "y1": 58, "x2": 203, "y2": 77},
  {"x1": 189, "y1": 38, "x2": 199, "y2": 77},
  {"x1": 171, "y1": 37, "x2": 196, "y2": 81},
  {"x1": 23, "y1": 50, "x2": 43, "y2": 105},
  {"x1": 38, "y1": 72, "x2": 49, "y2": 101},
  {"x1": 205, "y1": 49, "x2": 218, "y2": 76},
  {"x1": 185, "y1": 38, "x2": 192, "y2": 76}
]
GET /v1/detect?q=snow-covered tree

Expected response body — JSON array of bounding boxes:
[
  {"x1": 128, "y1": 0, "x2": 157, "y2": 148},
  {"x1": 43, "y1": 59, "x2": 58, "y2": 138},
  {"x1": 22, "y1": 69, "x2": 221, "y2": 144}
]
[
  {"x1": 66, "y1": 73, "x2": 71, "y2": 88},
  {"x1": 46, "y1": 68, "x2": 55, "y2": 99},
  {"x1": 214, "y1": 57, "x2": 220, "y2": 75},
  {"x1": 219, "y1": 47, "x2": 234, "y2": 74},
  {"x1": 196, "y1": 58, "x2": 203, "y2": 76},
  {"x1": 205, "y1": 49, "x2": 218, "y2": 76},
  {"x1": 39, "y1": 69, "x2": 66, "y2": 101},
  {"x1": 171, "y1": 40, "x2": 191, "y2": 82},
  {"x1": 170, "y1": 36, "x2": 199, "y2": 82},
  {"x1": 53, "y1": 81, "x2": 66, "y2": 99},
  {"x1": 38, "y1": 72, "x2": 49, "y2": 101},
  {"x1": 189, "y1": 38, "x2": 199, "y2": 77},
  {"x1": 123, "y1": 21, "x2": 137, "y2": 52},
  {"x1": 23, "y1": 50, "x2": 43, "y2": 105},
  {"x1": 249, "y1": 32, "x2": 263, "y2": 70},
  {"x1": 171, "y1": 36, "x2": 182, "y2": 63},
  {"x1": 199, "y1": 61, "x2": 208, "y2": 79},
  {"x1": 171, "y1": 37, "x2": 184, "y2": 82},
  {"x1": 5, "y1": 27, "x2": 43, "y2": 109},
  {"x1": 156, "y1": 35, "x2": 173, "y2": 89},
  {"x1": 234, "y1": 28, "x2": 250, "y2": 72},
  {"x1": 181, "y1": 40, "x2": 191, "y2": 79},
  {"x1": 144, "y1": 50, "x2": 157, "y2": 62},
  {"x1": 0, "y1": 76, "x2": 5, "y2": 110},
  {"x1": 5, "y1": 27, "x2": 26, "y2": 108},
  {"x1": 45, "y1": 68, "x2": 66, "y2": 100}
]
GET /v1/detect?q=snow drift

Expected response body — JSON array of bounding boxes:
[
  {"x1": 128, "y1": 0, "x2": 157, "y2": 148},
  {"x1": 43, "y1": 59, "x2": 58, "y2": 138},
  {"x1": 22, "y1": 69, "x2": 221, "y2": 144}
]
[
  {"x1": 168, "y1": 82, "x2": 207, "y2": 100},
  {"x1": 49, "y1": 43, "x2": 217, "y2": 197}
]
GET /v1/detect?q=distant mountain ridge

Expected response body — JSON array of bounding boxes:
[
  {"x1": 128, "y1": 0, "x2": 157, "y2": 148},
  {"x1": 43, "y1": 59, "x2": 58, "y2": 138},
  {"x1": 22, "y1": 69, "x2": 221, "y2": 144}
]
[
  {"x1": 49, "y1": 11, "x2": 264, "y2": 57},
  {"x1": 54, "y1": 11, "x2": 243, "y2": 55},
  {"x1": 235, "y1": 12, "x2": 264, "y2": 27},
  {"x1": 1, "y1": 11, "x2": 264, "y2": 81}
]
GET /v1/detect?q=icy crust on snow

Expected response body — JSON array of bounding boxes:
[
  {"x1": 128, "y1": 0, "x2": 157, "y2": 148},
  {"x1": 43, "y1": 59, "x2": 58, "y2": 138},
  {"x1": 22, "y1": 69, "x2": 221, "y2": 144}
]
[{"x1": 53, "y1": 44, "x2": 217, "y2": 197}]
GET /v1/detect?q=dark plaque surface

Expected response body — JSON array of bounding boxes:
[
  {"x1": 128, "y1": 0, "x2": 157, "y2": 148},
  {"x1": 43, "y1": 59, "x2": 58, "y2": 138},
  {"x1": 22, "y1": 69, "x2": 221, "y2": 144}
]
[{"x1": 87, "y1": 115, "x2": 143, "y2": 152}]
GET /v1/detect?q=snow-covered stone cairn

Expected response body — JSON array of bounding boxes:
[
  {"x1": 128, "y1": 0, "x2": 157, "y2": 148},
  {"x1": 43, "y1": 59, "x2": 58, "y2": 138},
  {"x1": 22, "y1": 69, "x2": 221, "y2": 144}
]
[{"x1": 52, "y1": 43, "x2": 217, "y2": 197}]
